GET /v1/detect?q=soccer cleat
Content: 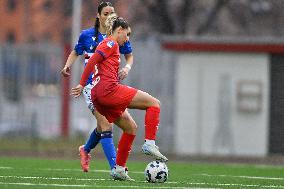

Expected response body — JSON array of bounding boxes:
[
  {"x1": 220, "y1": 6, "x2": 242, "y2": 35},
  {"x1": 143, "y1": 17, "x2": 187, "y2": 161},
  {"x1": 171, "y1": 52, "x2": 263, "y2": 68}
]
[
  {"x1": 79, "y1": 145, "x2": 91, "y2": 172},
  {"x1": 111, "y1": 166, "x2": 134, "y2": 181},
  {"x1": 142, "y1": 143, "x2": 168, "y2": 162}
]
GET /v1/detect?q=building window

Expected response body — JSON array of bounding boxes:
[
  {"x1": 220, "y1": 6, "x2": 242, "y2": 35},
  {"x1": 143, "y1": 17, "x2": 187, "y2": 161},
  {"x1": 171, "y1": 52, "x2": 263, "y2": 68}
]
[
  {"x1": 63, "y1": 28, "x2": 71, "y2": 43},
  {"x1": 63, "y1": 0, "x2": 72, "y2": 17},
  {"x1": 43, "y1": 0, "x2": 53, "y2": 13},
  {"x1": 6, "y1": 31, "x2": 16, "y2": 43},
  {"x1": 7, "y1": 0, "x2": 17, "y2": 12}
]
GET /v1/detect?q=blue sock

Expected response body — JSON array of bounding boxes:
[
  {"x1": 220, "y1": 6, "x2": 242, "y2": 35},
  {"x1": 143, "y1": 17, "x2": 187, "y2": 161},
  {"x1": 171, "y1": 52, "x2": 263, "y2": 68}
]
[
  {"x1": 100, "y1": 131, "x2": 116, "y2": 169},
  {"x1": 84, "y1": 128, "x2": 101, "y2": 153}
]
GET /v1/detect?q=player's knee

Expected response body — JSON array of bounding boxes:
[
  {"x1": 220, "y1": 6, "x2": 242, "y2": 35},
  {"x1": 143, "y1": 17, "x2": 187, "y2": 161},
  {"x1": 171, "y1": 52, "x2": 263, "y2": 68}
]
[
  {"x1": 123, "y1": 115, "x2": 137, "y2": 134},
  {"x1": 126, "y1": 123, "x2": 137, "y2": 135},
  {"x1": 152, "y1": 98, "x2": 160, "y2": 108},
  {"x1": 96, "y1": 126, "x2": 102, "y2": 133},
  {"x1": 97, "y1": 119, "x2": 112, "y2": 132},
  {"x1": 131, "y1": 122, "x2": 137, "y2": 133}
]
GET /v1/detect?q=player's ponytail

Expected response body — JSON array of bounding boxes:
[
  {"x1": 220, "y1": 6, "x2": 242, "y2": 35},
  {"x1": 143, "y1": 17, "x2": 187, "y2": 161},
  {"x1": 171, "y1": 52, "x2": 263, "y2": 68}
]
[
  {"x1": 94, "y1": 17, "x2": 100, "y2": 44},
  {"x1": 105, "y1": 13, "x2": 118, "y2": 36}
]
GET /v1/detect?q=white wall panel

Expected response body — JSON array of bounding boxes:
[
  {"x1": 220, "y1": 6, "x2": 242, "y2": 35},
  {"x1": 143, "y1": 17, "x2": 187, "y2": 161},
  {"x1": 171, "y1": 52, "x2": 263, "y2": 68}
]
[{"x1": 175, "y1": 52, "x2": 269, "y2": 157}]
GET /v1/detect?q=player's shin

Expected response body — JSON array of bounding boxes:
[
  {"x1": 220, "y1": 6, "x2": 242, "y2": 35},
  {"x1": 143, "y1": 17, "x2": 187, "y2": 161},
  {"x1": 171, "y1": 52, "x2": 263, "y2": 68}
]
[
  {"x1": 116, "y1": 132, "x2": 135, "y2": 167},
  {"x1": 100, "y1": 131, "x2": 116, "y2": 169},
  {"x1": 144, "y1": 106, "x2": 160, "y2": 143},
  {"x1": 84, "y1": 128, "x2": 101, "y2": 153},
  {"x1": 142, "y1": 106, "x2": 168, "y2": 162}
]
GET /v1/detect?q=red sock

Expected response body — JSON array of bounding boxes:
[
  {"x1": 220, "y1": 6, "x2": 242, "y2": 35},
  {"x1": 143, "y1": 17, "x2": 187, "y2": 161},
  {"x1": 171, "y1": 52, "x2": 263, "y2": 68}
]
[
  {"x1": 145, "y1": 106, "x2": 160, "y2": 140},
  {"x1": 116, "y1": 132, "x2": 136, "y2": 167}
]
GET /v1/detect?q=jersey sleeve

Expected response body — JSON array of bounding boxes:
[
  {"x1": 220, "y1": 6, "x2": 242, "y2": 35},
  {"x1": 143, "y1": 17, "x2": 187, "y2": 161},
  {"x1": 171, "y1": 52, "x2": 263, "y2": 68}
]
[
  {"x1": 74, "y1": 31, "x2": 86, "y2": 55},
  {"x1": 95, "y1": 40, "x2": 117, "y2": 59},
  {"x1": 80, "y1": 52, "x2": 104, "y2": 86},
  {"x1": 119, "y1": 41, "x2": 132, "y2": 54}
]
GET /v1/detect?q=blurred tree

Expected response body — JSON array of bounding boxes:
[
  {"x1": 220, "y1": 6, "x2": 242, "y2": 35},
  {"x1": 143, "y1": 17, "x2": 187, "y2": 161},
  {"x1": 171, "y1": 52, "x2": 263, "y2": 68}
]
[
  {"x1": 141, "y1": 0, "x2": 174, "y2": 34},
  {"x1": 139, "y1": 0, "x2": 192, "y2": 34},
  {"x1": 130, "y1": 0, "x2": 284, "y2": 37},
  {"x1": 196, "y1": 0, "x2": 229, "y2": 35}
]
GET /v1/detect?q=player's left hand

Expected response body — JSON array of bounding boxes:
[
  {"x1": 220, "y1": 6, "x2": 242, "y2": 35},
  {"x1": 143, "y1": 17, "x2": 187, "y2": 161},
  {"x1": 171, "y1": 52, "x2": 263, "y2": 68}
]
[
  {"x1": 118, "y1": 67, "x2": 130, "y2": 80},
  {"x1": 70, "y1": 84, "x2": 84, "y2": 98},
  {"x1": 61, "y1": 66, "x2": 71, "y2": 77}
]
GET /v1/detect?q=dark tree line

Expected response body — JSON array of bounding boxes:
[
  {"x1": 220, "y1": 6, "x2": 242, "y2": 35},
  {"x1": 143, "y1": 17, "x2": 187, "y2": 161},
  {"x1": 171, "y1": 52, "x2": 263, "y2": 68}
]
[{"x1": 131, "y1": 0, "x2": 283, "y2": 37}]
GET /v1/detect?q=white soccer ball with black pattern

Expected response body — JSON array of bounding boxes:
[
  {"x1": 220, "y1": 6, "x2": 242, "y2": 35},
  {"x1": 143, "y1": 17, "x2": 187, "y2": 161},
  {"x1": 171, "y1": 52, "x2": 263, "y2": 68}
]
[{"x1": 145, "y1": 160, "x2": 168, "y2": 183}]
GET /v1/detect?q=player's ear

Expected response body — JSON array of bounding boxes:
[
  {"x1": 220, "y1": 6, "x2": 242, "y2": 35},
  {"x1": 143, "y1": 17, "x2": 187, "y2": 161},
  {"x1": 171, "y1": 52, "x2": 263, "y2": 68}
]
[{"x1": 97, "y1": 13, "x2": 100, "y2": 19}]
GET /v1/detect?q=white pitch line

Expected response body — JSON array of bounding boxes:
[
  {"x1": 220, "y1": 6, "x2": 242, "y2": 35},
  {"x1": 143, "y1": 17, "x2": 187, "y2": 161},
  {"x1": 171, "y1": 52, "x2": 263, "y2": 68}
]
[
  {"x1": 0, "y1": 182, "x2": 212, "y2": 189},
  {"x1": 1, "y1": 181, "x2": 283, "y2": 189},
  {"x1": 40, "y1": 168, "x2": 144, "y2": 174},
  {"x1": 0, "y1": 182, "x2": 88, "y2": 187},
  {"x1": 1, "y1": 175, "x2": 284, "y2": 188},
  {"x1": 2, "y1": 167, "x2": 284, "y2": 188},
  {"x1": 197, "y1": 173, "x2": 284, "y2": 180},
  {"x1": 18, "y1": 167, "x2": 284, "y2": 182},
  {"x1": 41, "y1": 168, "x2": 109, "y2": 173},
  {"x1": 0, "y1": 166, "x2": 145, "y2": 174},
  {"x1": 0, "y1": 175, "x2": 178, "y2": 184},
  {"x1": 8, "y1": 167, "x2": 284, "y2": 183},
  {"x1": 0, "y1": 175, "x2": 112, "y2": 181},
  {"x1": 186, "y1": 182, "x2": 284, "y2": 188},
  {"x1": 0, "y1": 167, "x2": 12, "y2": 169}
]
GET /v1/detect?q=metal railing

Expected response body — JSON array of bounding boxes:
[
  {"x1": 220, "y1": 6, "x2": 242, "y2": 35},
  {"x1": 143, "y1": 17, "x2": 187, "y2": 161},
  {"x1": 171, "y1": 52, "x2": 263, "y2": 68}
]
[{"x1": 0, "y1": 40, "x2": 175, "y2": 154}]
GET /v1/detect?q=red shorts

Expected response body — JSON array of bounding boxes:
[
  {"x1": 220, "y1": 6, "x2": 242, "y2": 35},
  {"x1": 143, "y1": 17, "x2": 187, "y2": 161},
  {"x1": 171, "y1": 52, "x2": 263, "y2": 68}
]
[{"x1": 91, "y1": 82, "x2": 138, "y2": 123}]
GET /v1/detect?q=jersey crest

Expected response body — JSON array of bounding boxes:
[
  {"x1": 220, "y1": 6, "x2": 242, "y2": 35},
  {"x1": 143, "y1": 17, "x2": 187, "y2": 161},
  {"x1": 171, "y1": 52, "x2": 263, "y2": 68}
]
[{"x1": 107, "y1": 41, "x2": 115, "y2": 48}]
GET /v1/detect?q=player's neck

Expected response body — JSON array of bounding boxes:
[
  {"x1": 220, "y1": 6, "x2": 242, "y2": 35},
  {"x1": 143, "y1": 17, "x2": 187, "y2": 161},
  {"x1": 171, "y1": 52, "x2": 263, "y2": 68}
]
[
  {"x1": 109, "y1": 35, "x2": 116, "y2": 41},
  {"x1": 109, "y1": 34, "x2": 118, "y2": 42},
  {"x1": 98, "y1": 25, "x2": 106, "y2": 35}
]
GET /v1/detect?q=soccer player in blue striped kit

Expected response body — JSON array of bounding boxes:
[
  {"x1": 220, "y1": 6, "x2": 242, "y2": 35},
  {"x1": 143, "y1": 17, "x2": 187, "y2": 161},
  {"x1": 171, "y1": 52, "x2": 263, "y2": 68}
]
[{"x1": 61, "y1": 2, "x2": 133, "y2": 175}]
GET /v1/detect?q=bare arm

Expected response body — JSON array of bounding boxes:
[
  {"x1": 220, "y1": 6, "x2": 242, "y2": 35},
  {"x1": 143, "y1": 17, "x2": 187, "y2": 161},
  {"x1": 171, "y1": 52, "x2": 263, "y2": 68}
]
[
  {"x1": 124, "y1": 53, "x2": 133, "y2": 68},
  {"x1": 60, "y1": 50, "x2": 79, "y2": 77},
  {"x1": 118, "y1": 53, "x2": 134, "y2": 80}
]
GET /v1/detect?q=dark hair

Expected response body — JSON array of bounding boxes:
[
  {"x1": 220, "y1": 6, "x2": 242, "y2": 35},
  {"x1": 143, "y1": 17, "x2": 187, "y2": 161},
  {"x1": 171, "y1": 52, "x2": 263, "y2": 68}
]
[
  {"x1": 98, "y1": 1, "x2": 112, "y2": 14},
  {"x1": 94, "y1": 2, "x2": 113, "y2": 44},
  {"x1": 112, "y1": 17, "x2": 129, "y2": 32}
]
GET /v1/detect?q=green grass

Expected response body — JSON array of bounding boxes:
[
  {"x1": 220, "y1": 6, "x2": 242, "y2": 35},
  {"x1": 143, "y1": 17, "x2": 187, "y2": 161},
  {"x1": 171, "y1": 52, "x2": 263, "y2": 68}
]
[{"x1": 0, "y1": 157, "x2": 284, "y2": 188}]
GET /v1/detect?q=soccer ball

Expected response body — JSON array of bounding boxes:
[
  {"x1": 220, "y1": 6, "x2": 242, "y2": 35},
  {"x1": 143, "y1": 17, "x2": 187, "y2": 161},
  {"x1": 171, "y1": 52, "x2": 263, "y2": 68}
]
[{"x1": 145, "y1": 160, "x2": 168, "y2": 183}]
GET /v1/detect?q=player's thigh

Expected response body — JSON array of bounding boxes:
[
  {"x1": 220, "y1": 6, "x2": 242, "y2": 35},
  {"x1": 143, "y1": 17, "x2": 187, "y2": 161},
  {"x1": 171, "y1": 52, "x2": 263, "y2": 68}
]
[
  {"x1": 128, "y1": 90, "x2": 160, "y2": 110},
  {"x1": 93, "y1": 110, "x2": 112, "y2": 132},
  {"x1": 114, "y1": 110, "x2": 137, "y2": 135}
]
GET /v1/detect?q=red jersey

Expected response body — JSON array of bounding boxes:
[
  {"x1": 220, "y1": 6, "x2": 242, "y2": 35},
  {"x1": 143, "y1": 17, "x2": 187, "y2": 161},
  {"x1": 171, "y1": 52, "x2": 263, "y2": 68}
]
[
  {"x1": 80, "y1": 37, "x2": 120, "y2": 87},
  {"x1": 79, "y1": 37, "x2": 138, "y2": 123},
  {"x1": 96, "y1": 38, "x2": 121, "y2": 83}
]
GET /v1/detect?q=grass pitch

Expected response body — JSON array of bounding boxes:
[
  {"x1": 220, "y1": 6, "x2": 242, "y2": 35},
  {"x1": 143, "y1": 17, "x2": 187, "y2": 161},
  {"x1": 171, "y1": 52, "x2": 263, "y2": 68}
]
[{"x1": 0, "y1": 156, "x2": 284, "y2": 188}]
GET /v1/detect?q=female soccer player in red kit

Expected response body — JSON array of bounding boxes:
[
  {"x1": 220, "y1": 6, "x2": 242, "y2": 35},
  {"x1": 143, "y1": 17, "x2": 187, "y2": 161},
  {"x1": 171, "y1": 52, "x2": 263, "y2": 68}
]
[{"x1": 71, "y1": 17, "x2": 168, "y2": 181}]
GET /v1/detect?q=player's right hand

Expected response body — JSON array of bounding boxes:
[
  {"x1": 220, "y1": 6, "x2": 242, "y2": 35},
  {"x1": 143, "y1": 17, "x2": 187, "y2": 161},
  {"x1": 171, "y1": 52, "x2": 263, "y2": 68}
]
[
  {"x1": 70, "y1": 84, "x2": 83, "y2": 98},
  {"x1": 61, "y1": 66, "x2": 71, "y2": 77}
]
